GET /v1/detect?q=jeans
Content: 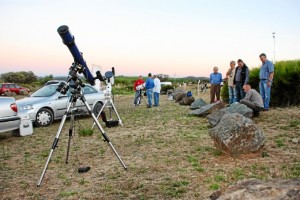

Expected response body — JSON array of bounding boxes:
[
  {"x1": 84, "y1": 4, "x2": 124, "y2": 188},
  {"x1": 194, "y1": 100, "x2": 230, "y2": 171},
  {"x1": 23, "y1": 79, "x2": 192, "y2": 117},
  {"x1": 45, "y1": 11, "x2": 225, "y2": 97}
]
[
  {"x1": 260, "y1": 80, "x2": 271, "y2": 109},
  {"x1": 154, "y1": 92, "x2": 160, "y2": 106},
  {"x1": 228, "y1": 86, "x2": 236, "y2": 104},
  {"x1": 146, "y1": 88, "x2": 153, "y2": 106},
  {"x1": 235, "y1": 82, "x2": 245, "y2": 102},
  {"x1": 134, "y1": 90, "x2": 141, "y2": 105}
]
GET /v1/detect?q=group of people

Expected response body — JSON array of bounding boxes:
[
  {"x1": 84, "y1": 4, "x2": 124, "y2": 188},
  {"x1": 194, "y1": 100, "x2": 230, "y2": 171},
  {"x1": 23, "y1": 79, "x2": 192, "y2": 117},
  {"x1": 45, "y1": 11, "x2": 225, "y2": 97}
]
[
  {"x1": 133, "y1": 73, "x2": 161, "y2": 108},
  {"x1": 210, "y1": 53, "x2": 274, "y2": 116}
]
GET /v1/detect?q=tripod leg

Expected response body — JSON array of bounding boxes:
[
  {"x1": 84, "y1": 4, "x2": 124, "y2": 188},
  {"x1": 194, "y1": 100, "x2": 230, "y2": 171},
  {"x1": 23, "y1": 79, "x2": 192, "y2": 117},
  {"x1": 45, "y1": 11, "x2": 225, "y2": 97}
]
[
  {"x1": 37, "y1": 99, "x2": 74, "y2": 187},
  {"x1": 81, "y1": 97, "x2": 127, "y2": 170},
  {"x1": 92, "y1": 100, "x2": 107, "y2": 129},
  {"x1": 109, "y1": 99, "x2": 123, "y2": 126},
  {"x1": 66, "y1": 102, "x2": 76, "y2": 164}
]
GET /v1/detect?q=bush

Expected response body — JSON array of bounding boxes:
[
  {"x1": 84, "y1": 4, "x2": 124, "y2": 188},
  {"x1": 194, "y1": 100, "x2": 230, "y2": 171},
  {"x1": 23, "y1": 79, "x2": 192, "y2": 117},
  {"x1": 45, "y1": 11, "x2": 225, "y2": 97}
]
[
  {"x1": 112, "y1": 87, "x2": 134, "y2": 95},
  {"x1": 271, "y1": 60, "x2": 300, "y2": 106},
  {"x1": 161, "y1": 85, "x2": 174, "y2": 93},
  {"x1": 221, "y1": 81, "x2": 229, "y2": 103},
  {"x1": 248, "y1": 67, "x2": 260, "y2": 91},
  {"x1": 248, "y1": 60, "x2": 300, "y2": 107}
]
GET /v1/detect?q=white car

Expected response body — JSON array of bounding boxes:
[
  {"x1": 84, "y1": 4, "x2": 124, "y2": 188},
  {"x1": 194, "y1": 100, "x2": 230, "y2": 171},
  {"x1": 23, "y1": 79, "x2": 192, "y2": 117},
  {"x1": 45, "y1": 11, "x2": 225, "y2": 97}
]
[
  {"x1": 17, "y1": 84, "x2": 105, "y2": 127},
  {"x1": 0, "y1": 97, "x2": 20, "y2": 133},
  {"x1": 160, "y1": 82, "x2": 172, "y2": 87}
]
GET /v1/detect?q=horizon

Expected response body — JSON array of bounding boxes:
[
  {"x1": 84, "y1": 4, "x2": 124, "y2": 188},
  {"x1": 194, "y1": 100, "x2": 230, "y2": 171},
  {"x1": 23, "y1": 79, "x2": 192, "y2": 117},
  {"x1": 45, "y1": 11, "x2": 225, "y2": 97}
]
[{"x1": 1, "y1": 0, "x2": 300, "y2": 77}]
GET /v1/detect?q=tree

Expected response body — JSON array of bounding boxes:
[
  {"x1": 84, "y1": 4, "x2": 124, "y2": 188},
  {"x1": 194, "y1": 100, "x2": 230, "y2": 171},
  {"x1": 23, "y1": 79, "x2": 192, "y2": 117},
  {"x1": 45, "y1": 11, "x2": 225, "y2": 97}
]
[
  {"x1": 1, "y1": 71, "x2": 37, "y2": 84},
  {"x1": 156, "y1": 74, "x2": 169, "y2": 82}
]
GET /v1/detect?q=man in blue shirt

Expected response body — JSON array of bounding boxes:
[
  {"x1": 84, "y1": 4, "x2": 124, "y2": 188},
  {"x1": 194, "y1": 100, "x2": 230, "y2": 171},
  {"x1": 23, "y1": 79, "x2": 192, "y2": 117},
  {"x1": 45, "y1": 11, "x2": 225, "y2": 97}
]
[
  {"x1": 259, "y1": 53, "x2": 274, "y2": 110},
  {"x1": 145, "y1": 73, "x2": 155, "y2": 108},
  {"x1": 209, "y1": 67, "x2": 222, "y2": 103}
]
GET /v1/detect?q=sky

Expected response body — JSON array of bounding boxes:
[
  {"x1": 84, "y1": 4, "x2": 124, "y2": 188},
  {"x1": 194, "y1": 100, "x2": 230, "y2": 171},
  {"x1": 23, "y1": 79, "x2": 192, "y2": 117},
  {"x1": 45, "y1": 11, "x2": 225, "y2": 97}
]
[{"x1": 1, "y1": 0, "x2": 300, "y2": 78}]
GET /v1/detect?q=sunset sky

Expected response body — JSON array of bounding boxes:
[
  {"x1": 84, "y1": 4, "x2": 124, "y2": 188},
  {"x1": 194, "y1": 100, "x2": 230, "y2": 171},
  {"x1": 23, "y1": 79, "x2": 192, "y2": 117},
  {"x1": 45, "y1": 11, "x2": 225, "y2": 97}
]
[{"x1": 1, "y1": 0, "x2": 300, "y2": 78}]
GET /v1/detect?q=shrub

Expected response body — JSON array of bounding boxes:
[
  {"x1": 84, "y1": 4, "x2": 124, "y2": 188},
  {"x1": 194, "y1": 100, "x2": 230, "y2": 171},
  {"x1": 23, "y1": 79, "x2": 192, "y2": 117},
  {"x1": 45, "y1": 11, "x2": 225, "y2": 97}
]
[
  {"x1": 271, "y1": 60, "x2": 300, "y2": 106},
  {"x1": 248, "y1": 60, "x2": 300, "y2": 107},
  {"x1": 221, "y1": 81, "x2": 229, "y2": 103},
  {"x1": 248, "y1": 67, "x2": 260, "y2": 91},
  {"x1": 161, "y1": 85, "x2": 174, "y2": 93}
]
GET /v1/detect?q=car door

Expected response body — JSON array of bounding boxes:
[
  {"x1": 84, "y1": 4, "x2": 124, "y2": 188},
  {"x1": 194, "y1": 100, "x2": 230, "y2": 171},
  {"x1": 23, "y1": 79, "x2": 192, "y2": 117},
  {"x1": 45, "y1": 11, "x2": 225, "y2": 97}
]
[
  {"x1": 80, "y1": 86, "x2": 99, "y2": 112},
  {"x1": 9, "y1": 84, "x2": 17, "y2": 94},
  {"x1": 54, "y1": 92, "x2": 69, "y2": 118}
]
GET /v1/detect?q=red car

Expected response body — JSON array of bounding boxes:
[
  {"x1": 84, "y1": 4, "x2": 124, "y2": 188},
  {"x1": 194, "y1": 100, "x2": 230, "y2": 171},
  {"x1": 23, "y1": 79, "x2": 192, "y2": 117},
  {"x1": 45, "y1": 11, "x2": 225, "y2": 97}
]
[{"x1": 0, "y1": 83, "x2": 30, "y2": 95}]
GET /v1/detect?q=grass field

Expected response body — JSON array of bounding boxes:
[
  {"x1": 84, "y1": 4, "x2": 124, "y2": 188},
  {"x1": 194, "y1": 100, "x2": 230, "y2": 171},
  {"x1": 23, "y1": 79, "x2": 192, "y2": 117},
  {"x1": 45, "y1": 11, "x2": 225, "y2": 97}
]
[{"x1": 1, "y1": 91, "x2": 300, "y2": 199}]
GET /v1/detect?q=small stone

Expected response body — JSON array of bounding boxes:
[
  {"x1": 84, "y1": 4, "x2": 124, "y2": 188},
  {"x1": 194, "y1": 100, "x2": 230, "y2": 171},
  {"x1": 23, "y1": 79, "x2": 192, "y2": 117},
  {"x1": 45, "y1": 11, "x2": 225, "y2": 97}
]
[{"x1": 292, "y1": 138, "x2": 299, "y2": 144}]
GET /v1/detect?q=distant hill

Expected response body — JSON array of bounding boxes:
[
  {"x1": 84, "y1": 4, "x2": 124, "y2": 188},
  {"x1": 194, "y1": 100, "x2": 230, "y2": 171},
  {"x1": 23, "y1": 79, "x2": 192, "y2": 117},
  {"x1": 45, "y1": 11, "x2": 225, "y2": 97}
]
[{"x1": 181, "y1": 76, "x2": 210, "y2": 82}]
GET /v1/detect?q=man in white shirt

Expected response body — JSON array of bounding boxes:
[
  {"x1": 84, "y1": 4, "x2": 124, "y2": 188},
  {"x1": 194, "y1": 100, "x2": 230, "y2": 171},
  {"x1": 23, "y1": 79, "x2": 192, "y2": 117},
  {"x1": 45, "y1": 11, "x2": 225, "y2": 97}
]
[
  {"x1": 226, "y1": 61, "x2": 236, "y2": 104},
  {"x1": 153, "y1": 75, "x2": 161, "y2": 106}
]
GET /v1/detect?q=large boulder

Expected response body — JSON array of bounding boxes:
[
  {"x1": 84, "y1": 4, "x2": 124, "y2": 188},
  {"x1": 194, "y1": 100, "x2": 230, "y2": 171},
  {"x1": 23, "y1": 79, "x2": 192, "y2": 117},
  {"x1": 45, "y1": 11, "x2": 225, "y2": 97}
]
[
  {"x1": 190, "y1": 101, "x2": 224, "y2": 116},
  {"x1": 179, "y1": 96, "x2": 195, "y2": 106},
  {"x1": 190, "y1": 98, "x2": 207, "y2": 110},
  {"x1": 174, "y1": 93, "x2": 187, "y2": 102},
  {"x1": 19, "y1": 90, "x2": 29, "y2": 95},
  {"x1": 4, "y1": 91, "x2": 14, "y2": 96},
  {"x1": 207, "y1": 103, "x2": 253, "y2": 127},
  {"x1": 210, "y1": 178, "x2": 300, "y2": 200},
  {"x1": 209, "y1": 113, "x2": 265, "y2": 156},
  {"x1": 169, "y1": 89, "x2": 185, "y2": 97}
]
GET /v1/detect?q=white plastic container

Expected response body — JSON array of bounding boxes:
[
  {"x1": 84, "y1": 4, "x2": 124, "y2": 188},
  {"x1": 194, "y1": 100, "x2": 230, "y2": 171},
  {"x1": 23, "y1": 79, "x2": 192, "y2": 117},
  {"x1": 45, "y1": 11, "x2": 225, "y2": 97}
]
[{"x1": 18, "y1": 113, "x2": 33, "y2": 136}]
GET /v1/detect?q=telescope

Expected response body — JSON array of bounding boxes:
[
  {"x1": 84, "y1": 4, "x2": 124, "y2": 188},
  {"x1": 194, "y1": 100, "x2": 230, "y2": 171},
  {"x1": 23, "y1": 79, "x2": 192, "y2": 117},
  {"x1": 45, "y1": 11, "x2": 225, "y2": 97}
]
[
  {"x1": 57, "y1": 25, "x2": 95, "y2": 86},
  {"x1": 96, "y1": 67, "x2": 115, "y2": 86}
]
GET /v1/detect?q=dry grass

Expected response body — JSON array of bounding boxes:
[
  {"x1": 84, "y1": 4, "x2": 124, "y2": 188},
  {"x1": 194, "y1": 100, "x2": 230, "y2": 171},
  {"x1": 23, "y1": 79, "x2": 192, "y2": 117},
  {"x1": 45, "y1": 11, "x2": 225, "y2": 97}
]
[{"x1": 0, "y1": 91, "x2": 300, "y2": 199}]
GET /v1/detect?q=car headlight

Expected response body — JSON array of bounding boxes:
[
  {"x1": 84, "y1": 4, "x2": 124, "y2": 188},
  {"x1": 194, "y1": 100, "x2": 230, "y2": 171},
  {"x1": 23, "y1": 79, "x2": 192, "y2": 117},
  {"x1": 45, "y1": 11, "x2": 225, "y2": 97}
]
[{"x1": 20, "y1": 104, "x2": 34, "y2": 110}]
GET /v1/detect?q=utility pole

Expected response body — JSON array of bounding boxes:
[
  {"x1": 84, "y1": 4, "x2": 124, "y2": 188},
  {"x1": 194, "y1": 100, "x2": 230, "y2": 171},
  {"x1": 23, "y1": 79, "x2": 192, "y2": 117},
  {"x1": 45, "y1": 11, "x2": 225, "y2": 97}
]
[{"x1": 272, "y1": 32, "x2": 276, "y2": 64}]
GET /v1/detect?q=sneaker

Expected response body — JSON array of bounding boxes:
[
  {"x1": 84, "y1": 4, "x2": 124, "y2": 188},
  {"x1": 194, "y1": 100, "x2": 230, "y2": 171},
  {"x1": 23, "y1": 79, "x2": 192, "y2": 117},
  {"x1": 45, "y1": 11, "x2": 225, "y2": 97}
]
[{"x1": 147, "y1": 105, "x2": 152, "y2": 108}]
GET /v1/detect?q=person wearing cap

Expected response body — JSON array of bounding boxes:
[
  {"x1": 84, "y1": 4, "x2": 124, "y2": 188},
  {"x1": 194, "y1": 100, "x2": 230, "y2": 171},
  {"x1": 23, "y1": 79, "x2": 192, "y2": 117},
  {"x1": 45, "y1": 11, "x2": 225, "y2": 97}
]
[
  {"x1": 240, "y1": 84, "x2": 264, "y2": 117},
  {"x1": 209, "y1": 67, "x2": 222, "y2": 103},
  {"x1": 233, "y1": 59, "x2": 249, "y2": 102},
  {"x1": 259, "y1": 53, "x2": 274, "y2": 111},
  {"x1": 153, "y1": 75, "x2": 161, "y2": 106},
  {"x1": 226, "y1": 61, "x2": 237, "y2": 104},
  {"x1": 145, "y1": 73, "x2": 155, "y2": 108},
  {"x1": 133, "y1": 75, "x2": 145, "y2": 105}
]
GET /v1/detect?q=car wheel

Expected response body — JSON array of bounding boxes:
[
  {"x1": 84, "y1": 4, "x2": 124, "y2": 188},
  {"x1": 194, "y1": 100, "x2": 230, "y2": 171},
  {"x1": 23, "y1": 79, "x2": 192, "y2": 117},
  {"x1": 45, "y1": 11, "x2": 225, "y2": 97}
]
[
  {"x1": 93, "y1": 102, "x2": 103, "y2": 116},
  {"x1": 35, "y1": 108, "x2": 53, "y2": 127}
]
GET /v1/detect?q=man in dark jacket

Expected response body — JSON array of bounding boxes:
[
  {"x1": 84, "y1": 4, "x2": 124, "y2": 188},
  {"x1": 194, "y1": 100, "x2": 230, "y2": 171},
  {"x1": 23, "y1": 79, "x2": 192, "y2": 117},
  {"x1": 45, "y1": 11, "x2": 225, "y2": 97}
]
[{"x1": 233, "y1": 59, "x2": 249, "y2": 102}]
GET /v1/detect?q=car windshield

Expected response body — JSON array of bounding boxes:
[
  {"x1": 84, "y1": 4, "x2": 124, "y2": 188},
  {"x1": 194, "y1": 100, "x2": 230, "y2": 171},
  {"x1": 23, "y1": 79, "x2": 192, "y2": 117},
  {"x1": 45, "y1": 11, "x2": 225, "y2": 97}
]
[{"x1": 31, "y1": 85, "x2": 58, "y2": 97}]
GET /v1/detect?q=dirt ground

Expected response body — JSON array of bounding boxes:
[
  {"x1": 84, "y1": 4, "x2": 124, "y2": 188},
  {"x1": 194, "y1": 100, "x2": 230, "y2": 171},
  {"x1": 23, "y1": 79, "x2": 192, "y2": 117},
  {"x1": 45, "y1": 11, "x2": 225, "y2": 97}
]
[{"x1": 0, "y1": 90, "x2": 300, "y2": 199}]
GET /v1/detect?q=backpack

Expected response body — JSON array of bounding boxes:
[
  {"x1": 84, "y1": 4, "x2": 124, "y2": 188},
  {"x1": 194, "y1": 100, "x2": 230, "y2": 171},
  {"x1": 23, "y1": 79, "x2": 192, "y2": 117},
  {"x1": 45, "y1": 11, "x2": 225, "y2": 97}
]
[{"x1": 187, "y1": 91, "x2": 192, "y2": 97}]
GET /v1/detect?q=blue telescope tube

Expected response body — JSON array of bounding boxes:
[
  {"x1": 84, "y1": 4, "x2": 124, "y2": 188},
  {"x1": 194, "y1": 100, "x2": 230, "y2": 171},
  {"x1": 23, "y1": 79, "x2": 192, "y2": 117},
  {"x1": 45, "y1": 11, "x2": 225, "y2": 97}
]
[{"x1": 57, "y1": 25, "x2": 95, "y2": 86}]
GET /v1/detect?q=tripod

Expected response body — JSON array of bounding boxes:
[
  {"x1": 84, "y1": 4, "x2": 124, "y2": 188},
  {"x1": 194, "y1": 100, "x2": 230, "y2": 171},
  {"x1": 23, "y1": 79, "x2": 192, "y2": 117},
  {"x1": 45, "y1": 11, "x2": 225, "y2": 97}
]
[
  {"x1": 134, "y1": 89, "x2": 148, "y2": 106},
  {"x1": 92, "y1": 81, "x2": 123, "y2": 129},
  {"x1": 37, "y1": 82, "x2": 127, "y2": 187}
]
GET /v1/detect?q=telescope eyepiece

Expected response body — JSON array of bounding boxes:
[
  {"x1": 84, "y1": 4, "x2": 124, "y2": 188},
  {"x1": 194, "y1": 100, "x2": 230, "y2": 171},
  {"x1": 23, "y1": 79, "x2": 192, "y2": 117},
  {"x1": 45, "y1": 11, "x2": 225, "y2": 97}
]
[{"x1": 57, "y1": 25, "x2": 69, "y2": 34}]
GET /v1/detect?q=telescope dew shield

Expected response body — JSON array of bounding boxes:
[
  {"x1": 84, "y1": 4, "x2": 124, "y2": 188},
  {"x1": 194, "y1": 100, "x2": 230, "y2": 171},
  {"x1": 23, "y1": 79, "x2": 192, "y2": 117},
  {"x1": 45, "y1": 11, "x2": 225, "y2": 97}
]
[{"x1": 57, "y1": 25, "x2": 95, "y2": 86}]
